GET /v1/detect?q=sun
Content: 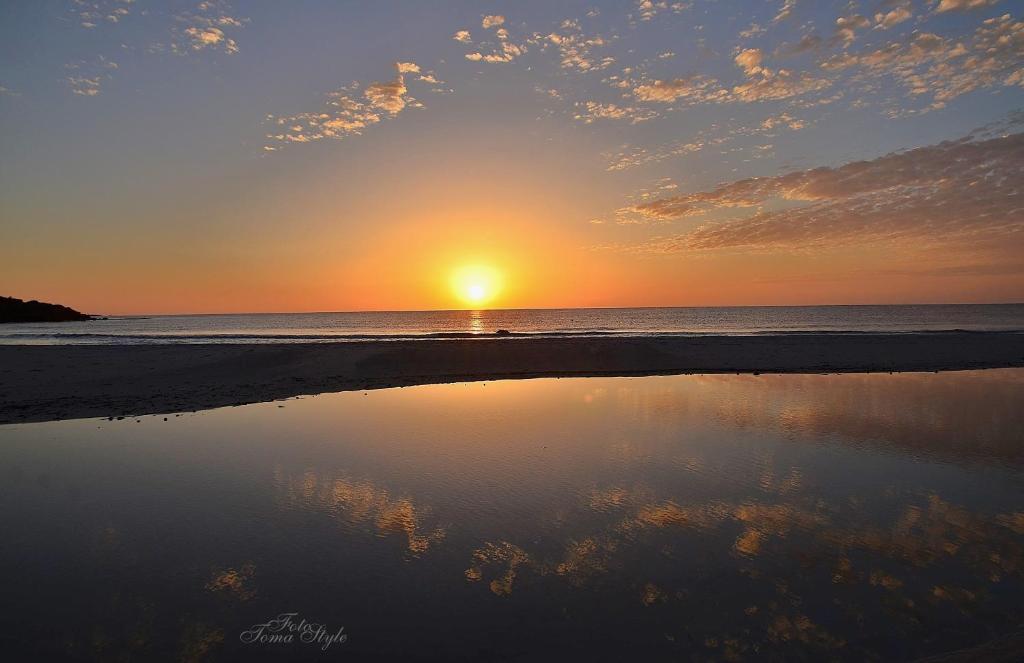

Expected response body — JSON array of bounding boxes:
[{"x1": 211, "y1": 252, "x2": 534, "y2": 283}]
[{"x1": 451, "y1": 264, "x2": 502, "y2": 308}]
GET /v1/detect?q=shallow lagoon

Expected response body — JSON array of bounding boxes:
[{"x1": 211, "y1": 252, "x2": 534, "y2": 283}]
[{"x1": 2, "y1": 370, "x2": 1023, "y2": 661}]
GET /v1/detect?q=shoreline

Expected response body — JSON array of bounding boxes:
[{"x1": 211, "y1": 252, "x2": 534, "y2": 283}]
[{"x1": 1, "y1": 332, "x2": 1022, "y2": 424}]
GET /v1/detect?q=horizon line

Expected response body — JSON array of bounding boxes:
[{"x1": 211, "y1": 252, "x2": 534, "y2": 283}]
[{"x1": 85, "y1": 301, "x2": 1024, "y2": 318}]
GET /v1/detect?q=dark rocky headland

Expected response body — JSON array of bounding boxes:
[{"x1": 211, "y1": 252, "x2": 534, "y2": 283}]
[{"x1": 0, "y1": 296, "x2": 93, "y2": 323}]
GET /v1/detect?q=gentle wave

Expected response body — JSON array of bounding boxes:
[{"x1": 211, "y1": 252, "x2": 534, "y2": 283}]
[{"x1": 1, "y1": 328, "x2": 1021, "y2": 345}]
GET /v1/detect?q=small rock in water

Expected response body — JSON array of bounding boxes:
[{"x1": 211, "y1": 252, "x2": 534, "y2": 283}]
[{"x1": 495, "y1": 329, "x2": 511, "y2": 336}]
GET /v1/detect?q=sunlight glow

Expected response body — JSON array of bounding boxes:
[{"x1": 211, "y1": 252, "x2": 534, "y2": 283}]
[{"x1": 452, "y1": 264, "x2": 502, "y2": 308}]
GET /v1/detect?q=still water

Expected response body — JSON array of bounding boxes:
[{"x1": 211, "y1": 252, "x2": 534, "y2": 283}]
[{"x1": 1, "y1": 371, "x2": 1023, "y2": 661}]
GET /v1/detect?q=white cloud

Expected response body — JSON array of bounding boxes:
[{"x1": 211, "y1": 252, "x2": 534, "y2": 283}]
[{"x1": 482, "y1": 15, "x2": 505, "y2": 29}]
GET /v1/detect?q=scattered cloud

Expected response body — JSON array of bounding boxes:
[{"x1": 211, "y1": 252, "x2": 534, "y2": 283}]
[
  {"x1": 831, "y1": 15, "x2": 871, "y2": 48},
  {"x1": 605, "y1": 134, "x2": 729, "y2": 171},
  {"x1": 740, "y1": 23, "x2": 767, "y2": 39},
  {"x1": 635, "y1": 1, "x2": 689, "y2": 22},
  {"x1": 624, "y1": 130, "x2": 1024, "y2": 259},
  {"x1": 875, "y1": 5, "x2": 913, "y2": 30},
  {"x1": 935, "y1": 0, "x2": 1002, "y2": 12},
  {"x1": 773, "y1": 0, "x2": 799, "y2": 24},
  {"x1": 265, "y1": 62, "x2": 438, "y2": 150},
  {"x1": 633, "y1": 76, "x2": 724, "y2": 103},
  {"x1": 574, "y1": 101, "x2": 656, "y2": 124},
  {"x1": 171, "y1": 1, "x2": 246, "y2": 55},
  {"x1": 64, "y1": 56, "x2": 118, "y2": 96},
  {"x1": 462, "y1": 14, "x2": 528, "y2": 63},
  {"x1": 777, "y1": 34, "x2": 823, "y2": 56},
  {"x1": 72, "y1": 0, "x2": 134, "y2": 29},
  {"x1": 481, "y1": 15, "x2": 505, "y2": 29},
  {"x1": 759, "y1": 112, "x2": 807, "y2": 131},
  {"x1": 822, "y1": 15, "x2": 1024, "y2": 110},
  {"x1": 732, "y1": 48, "x2": 831, "y2": 102},
  {"x1": 544, "y1": 19, "x2": 614, "y2": 71}
]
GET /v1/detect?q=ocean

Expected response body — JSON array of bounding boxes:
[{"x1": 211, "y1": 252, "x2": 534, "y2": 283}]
[{"x1": 2, "y1": 303, "x2": 1023, "y2": 344}]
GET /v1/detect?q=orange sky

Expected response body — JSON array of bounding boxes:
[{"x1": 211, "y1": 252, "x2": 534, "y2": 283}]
[{"x1": 1, "y1": 2, "x2": 1022, "y2": 314}]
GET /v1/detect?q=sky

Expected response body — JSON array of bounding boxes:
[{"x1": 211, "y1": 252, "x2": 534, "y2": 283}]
[{"x1": 1, "y1": 0, "x2": 1022, "y2": 314}]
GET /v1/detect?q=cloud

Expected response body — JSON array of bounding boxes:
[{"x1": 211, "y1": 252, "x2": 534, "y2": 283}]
[
  {"x1": 759, "y1": 112, "x2": 806, "y2": 131},
  {"x1": 875, "y1": 5, "x2": 913, "y2": 29},
  {"x1": 821, "y1": 16, "x2": 1024, "y2": 109},
  {"x1": 458, "y1": 15, "x2": 531, "y2": 64},
  {"x1": 633, "y1": 76, "x2": 724, "y2": 102},
  {"x1": 265, "y1": 62, "x2": 436, "y2": 150},
  {"x1": 635, "y1": 1, "x2": 689, "y2": 22},
  {"x1": 735, "y1": 48, "x2": 765, "y2": 76},
  {"x1": 831, "y1": 15, "x2": 871, "y2": 48},
  {"x1": 740, "y1": 23, "x2": 767, "y2": 39},
  {"x1": 172, "y1": 1, "x2": 245, "y2": 55},
  {"x1": 773, "y1": 0, "x2": 798, "y2": 23},
  {"x1": 935, "y1": 0, "x2": 1002, "y2": 12},
  {"x1": 625, "y1": 47, "x2": 830, "y2": 111},
  {"x1": 777, "y1": 34, "x2": 823, "y2": 56},
  {"x1": 573, "y1": 101, "x2": 656, "y2": 124},
  {"x1": 544, "y1": 20, "x2": 613, "y2": 71},
  {"x1": 66, "y1": 77, "x2": 102, "y2": 96},
  {"x1": 364, "y1": 77, "x2": 409, "y2": 114},
  {"x1": 481, "y1": 15, "x2": 505, "y2": 29},
  {"x1": 64, "y1": 56, "x2": 118, "y2": 96},
  {"x1": 465, "y1": 41, "x2": 525, "y2": 63},
  {"x1": 625, "y1": 130, "x2": 1024, "y2": 257},
  {"x1": 71, "y1": 0, "x2": 134, "y2": 29},
  {"x1": 183, "y1": 26, "x2": 237, "y2": 53},
  {"x1": 731, "y1": 48, "x2": 831, "y2": 101},
  {"x1": 605, "y1": 136, "x2": 728, "y2": 171}
]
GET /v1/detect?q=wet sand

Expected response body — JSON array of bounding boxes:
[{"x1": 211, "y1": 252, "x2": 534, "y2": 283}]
[{"x1": 1, "y1": 332, "x2": 1022, "y2": 423}]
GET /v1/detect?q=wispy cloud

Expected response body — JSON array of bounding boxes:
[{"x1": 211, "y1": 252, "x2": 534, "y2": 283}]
[
  {"x1": 622, "y1": 129, "x2": 1024, "y2": 259},
  {"x1": 822, "y1": 15, "x2": 1024, "y2": 110},
  {"x1": 934, "y1": 0, "x2": 1003, "y2": 13},
  {"x1": 71, "y1": 0, "x2": 134, "y2": 29},
  {"x1": 574, "y1": 101, "x2": 656, "y2": 124},
  {"x1": 264, "y1": 62, "x2": 442, "y2": 150},
  {"x1": 875, "y1": 4, "x2": 913, "y2": 30},
  {"x1": 64, "y1": 56, "x2": 118, "y2": 96}
]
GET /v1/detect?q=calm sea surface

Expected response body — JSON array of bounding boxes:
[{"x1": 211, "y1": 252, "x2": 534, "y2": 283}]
[
  {"x1": 1, "y1": 370, "x2": 1023, "y2": 660},
  {"x1": 2, "y1": 303, "x2": 1024, "y2": 344}
]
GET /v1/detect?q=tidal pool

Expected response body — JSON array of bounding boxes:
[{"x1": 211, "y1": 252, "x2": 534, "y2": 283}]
[{"x1": 2, "y1": 370, "x2": 1023, "y2": 661}]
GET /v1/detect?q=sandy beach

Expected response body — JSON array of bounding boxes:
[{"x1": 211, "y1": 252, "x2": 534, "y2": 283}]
[{"x1": 2, "y1": 332, "x2": 1022, "y2": 424}]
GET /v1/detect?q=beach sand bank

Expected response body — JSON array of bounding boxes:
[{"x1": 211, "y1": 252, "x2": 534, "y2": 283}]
[{"x1": 1, "y1": 332, "x2": 1022, "y2": 423}]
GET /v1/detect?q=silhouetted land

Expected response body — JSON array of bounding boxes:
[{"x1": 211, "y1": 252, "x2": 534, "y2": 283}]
[
  {"x1": 1, "y1": 332, "x2": 1022, "y2": 423},
  {"x1": 0, "y1": 296, "x2": 92, "y2": 323}
]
